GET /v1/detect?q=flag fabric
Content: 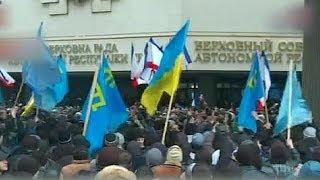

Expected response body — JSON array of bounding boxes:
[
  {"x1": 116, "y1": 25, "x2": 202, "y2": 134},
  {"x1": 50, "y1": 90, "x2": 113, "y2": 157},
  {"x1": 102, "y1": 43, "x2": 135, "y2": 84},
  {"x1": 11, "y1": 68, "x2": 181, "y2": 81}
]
[
  {"x1": 33, "y1": 55, "x2": 68, "y2": 111},
  {"x1": 258, "y1": 52, "x2": 271, "y2": 109},
  {"x1": 130, "y1": 44, "x2": 145, "y2": 88},
  {"x1": 21, "y1": 94, "x2": 35, "y2": 117},
  {"x1": 184, "y1": 45, "x2": 192, "y2": 64},
  {"x1": 23, "y1": 23, "x2": 65, "y2": 111},
  {"x1": 141, "y1": 20, "x2": 190, "y2": 115},
  {"x1": 23, "y1": 22, "x2": 60, "y2": 94},
  {"x1": 273, "y1": 67, "x2": 312, "y2": 136},
  {"x1": 139, "y1": 38, "x2": 164, "y2": 84},
  {"x1": 0, "y1": 67, "x2": 15, "y2": 88},
  {"x1": 82, "y1": 55, "x2": 128, "y2": 156},
  {"x1": 53, "y1": 55, "x2": 69, "y2": 102},
  {"x1": 237, "y1": 52, "x2": 264, "y2": 133}
]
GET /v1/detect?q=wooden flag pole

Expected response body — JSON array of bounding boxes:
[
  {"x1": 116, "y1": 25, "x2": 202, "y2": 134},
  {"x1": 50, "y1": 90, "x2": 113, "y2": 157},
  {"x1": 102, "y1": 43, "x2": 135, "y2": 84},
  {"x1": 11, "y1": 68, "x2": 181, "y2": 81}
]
[
  {"x1": 161, "y1": 92, "x2": 175, "y2": 145},
  {"x1": 13, "y1": 81, "x2": 24, "y2": 107},
  {"x1": 82, "y1": 58, "x2": 101, "y2": 136},
  {"x1": 161, "y1": 59, "x2": 182, "y2": 145},
  {"x1": 34, "y1": 106, "x2": 39, "y2": 122},
  {"x1": 287, "y1": 59, "x2": 294, "y2": 140},
  {"x1": 264, "y1": 102, "x2": 270, "y2": 124}
]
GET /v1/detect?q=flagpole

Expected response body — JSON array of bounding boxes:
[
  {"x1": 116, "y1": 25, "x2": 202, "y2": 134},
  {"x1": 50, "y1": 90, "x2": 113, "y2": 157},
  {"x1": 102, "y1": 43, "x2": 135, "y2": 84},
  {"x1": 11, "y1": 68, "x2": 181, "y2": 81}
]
[
  {"x1": 34, "y1": 106, "x2": 39, "y2": 122},
  {"x1": 82, "y1": 57, "x2": 102, "y2": 136},
  {"x1": 161, "y1": 91, "x2": 175, "y2": 144},
  {"x1": 264, "y1": 103, "x2": 270, "y2": 123},
  {"x1": 13, "y1": 81, "x2": 24, "y2": 107},
  {"x1": 287, "y1": 60, "x2": 294, "y2": 140},
  {"x1": 161, "y1": 61, "x2": 182, "y2": 145}
]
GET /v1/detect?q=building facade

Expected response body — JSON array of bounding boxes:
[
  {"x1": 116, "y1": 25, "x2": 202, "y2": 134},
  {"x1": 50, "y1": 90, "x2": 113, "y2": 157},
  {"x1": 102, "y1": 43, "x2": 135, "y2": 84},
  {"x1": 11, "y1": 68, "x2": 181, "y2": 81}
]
[{"x1": 0, "y1": 0, "x2": 303, "y2": 106}]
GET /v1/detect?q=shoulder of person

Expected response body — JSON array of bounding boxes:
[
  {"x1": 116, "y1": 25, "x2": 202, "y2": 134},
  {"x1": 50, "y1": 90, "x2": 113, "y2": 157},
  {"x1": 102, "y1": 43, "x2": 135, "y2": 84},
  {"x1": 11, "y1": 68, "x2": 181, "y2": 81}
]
[{"x1": 260, "y1": 164, "x2": 277, "y2": 177}]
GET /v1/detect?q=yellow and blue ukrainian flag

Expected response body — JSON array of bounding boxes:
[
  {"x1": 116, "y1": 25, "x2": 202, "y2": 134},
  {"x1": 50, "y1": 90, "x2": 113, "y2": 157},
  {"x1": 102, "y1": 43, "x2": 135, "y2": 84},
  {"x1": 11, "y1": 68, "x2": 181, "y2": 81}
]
[
  {"x1": 238, "y1": 52, "x2": 264, "y2": 133},
  {"x1": 141, "y1": 20, "x2": 190, "y2": 115},
  {"x1": 82, "y1": 55, "x2": 128, "y2": 156}
]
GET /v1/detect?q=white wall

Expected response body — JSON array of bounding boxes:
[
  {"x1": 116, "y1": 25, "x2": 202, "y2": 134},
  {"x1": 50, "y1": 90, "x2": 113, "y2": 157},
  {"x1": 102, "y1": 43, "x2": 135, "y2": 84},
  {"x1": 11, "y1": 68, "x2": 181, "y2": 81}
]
[
  {"x1": 1, "y1": 0, "x2": 303, "y2": 37},
  {"x1": 0, "y1": 0, "x2": 304, "y2": 72},
  {"x1": 182, "y1": 0, "x2": 303, "y2": 33}
]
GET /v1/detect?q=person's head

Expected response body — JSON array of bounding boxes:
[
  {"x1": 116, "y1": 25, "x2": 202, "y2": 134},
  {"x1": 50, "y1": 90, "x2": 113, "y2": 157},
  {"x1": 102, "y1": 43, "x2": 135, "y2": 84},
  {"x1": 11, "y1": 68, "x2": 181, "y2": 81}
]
[
  {"x1": 192, "y1": 163, "x2": 213, "y2": 180},
  {"x1": 68, "y1": 123, "x2": 82, "y2": 136},
  {"x1": 104, "y1": 133, "x2": 119, "y2": 147},
  {"x1": 191, "y1": 133, "x2": 205, "y2": 151},
  {"x1": 15, "y1": 155, "x2": 40, "y2": 176},
  {"x1": 118, "y1": 151, "x2": 132, "y2": 170},
  {"x1": 303, "y1": 127, "x2": 317, "y2": 139},
  {"x1": 115, "y1": 132, "x2": 125, "y2": 149},
  {"x1": 97, "y1": 147, "x2": 120, "y2": 170},
  {"x1": 72, "y1": 134, "x2": 90, "y2": 149},
  {"x1": 126, "y1": 141, "x2": 142, "y2": 156},
  {"x1": 95, "y1": 165, "x2": 136, "y2": 180},
  {"x1": 236, "y1": 140, "x2": 262, "y2": 170},
  {"x1": 150, "y1": 142, "x2": 167, "y2": 157},
  {"x1": 146, "y1": 148, "x2": 163, "y2": 167},
  {"x1": 21, "y1": 135, "x2": 41, "y2": 152},
  {"x1": 310, "y1": 146, "x2": 320, "y2": 162},
  {"x1": 58, "y1": 129, "x2": 72, "y2": 145},
  {"x1": 165, "y1": 145, "x2": 183, "y2": 167},
  {"x1": 299, "y1": 146, "x2": 320, "y2": 177},
  {"x1": 270, "y1": 140, "x2": 289, "y2": 164},
  {"x1": 0, "y1": 160, "x2": 8, "y2": 172},
  {"x1": 73, "y1": 147, "x2": 89, "y2": 161},
  {"x1": 144, "y1": 132, "x2": 160, "y2": 147},
  {"x1": 195, "y1": 148, "x2": 213, "y2": 165}
]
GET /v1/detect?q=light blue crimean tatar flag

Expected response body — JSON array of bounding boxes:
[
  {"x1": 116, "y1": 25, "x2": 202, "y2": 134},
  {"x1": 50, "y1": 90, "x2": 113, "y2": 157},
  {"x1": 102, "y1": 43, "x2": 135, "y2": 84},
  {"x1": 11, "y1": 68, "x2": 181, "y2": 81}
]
[
  {"x1": 273, "y1": 66, "x2": 312, "y2": 136},
  {"x1": 82, "y1": 55, "x2": 129, "y2": 156},
  {"x1": 237, "y1": 52, "x2": 264, "y2": 133},
  {"x1": 23, "y1": 23, "x2": 67, "y2": 111}
]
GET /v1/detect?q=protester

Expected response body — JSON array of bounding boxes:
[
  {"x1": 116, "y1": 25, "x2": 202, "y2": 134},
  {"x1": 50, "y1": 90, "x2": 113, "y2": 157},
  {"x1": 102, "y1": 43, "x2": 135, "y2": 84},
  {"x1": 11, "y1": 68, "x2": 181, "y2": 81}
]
[
  {"x1": 152, "y1": 145, "x2": 184, "y2": 180},
  {"x1": 264, "y1": 138, "x2": 300, "y2": 178},
  {"x1": 59, "y1": 147, "x2": 92, "y2": 180},
  {"x1": 299, "y1": 146, "x2": 320, "y2": 178},
  {"x1": 295, "y1": 126, "x2": 320, "y2": 163},
  {"x1": 0, "y1": 92, "x2": 317, "y2": 180},
  {"x1": 236, "y1": 140, "x2": 270, "y2": 179},
  {"x1": 95, "y1": 165, "x2": 136, "y2": 180}
]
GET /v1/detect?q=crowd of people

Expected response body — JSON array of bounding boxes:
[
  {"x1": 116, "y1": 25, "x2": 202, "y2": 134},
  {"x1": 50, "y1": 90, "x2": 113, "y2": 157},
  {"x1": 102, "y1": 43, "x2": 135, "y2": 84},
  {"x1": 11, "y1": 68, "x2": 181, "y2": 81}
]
[{"x1": 0, "y1": 97, "x2": 318, "y2": 180}]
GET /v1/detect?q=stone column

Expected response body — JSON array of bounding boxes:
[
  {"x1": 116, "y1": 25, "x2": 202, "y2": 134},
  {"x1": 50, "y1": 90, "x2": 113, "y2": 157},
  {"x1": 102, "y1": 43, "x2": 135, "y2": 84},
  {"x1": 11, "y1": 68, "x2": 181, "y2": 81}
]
[{"x1": 303, "y1": 0, "x2": 320, "y2": 126}]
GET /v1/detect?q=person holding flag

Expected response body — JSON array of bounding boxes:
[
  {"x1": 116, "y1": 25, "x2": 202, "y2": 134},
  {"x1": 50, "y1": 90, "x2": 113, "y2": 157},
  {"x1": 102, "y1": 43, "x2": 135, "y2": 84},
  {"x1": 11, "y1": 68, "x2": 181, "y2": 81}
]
[
  {"x1": 141, "y1": 20, "x2": 190, "y2": 144},
  {"x1": 82, "y1": 55, "x2": 128, "y2": 156},
  {"x1": 22, "y1": 23, "x2": 68, "y2": 111},
  {"x1": 238, "y1": 51, "x2": 266, "y2": 134},
  {"x1": 273, "y1": 60, "x2": 312, "y2": 138}
]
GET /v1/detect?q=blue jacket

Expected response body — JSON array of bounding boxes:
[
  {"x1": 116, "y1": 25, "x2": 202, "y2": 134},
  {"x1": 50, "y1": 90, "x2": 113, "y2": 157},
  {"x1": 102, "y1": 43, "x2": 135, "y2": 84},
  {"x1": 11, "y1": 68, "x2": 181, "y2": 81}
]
[{"x1": 299, "y1": 161, "x2": 320, "y2": 178}]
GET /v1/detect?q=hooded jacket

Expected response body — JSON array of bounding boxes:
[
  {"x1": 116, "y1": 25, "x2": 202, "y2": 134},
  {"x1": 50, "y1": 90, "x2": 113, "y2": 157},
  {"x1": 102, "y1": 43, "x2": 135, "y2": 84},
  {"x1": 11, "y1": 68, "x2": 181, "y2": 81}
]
[{"x1": 299, "y1": 161, "x2": 320, "y2": 178}]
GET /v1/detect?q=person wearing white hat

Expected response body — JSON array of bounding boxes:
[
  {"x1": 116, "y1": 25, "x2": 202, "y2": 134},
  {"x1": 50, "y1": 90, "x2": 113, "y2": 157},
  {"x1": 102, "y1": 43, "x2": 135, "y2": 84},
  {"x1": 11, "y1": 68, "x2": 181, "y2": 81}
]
[{"x1": 296, "y1": 127, "x2": 320, "y2": 163}]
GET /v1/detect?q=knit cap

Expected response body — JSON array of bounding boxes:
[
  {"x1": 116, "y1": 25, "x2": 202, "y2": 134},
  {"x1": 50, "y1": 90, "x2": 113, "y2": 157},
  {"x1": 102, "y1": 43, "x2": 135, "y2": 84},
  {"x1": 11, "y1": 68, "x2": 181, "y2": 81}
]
[
  {"x1": 303, "y1": 127, "x2": 317, "y2": 138},
  {"x1": 165, "y1": 145, "x2": 183, "y2": 167}
]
